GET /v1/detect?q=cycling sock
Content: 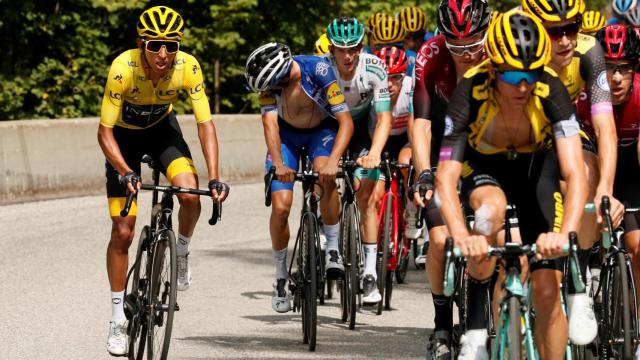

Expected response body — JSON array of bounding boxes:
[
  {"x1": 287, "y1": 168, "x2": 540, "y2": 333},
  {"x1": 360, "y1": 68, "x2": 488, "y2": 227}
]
[
  {"x1": 323, "y1": 223, "x2": 340, "y2": 252},
  {"x1": 569, "y1": 249, "x2": 590, "y2": 294},
  {"x1": 432, "y1": 294, "x2": 453, "y2": 332},
  {"x1": 111, "y1": 290, "x2": 126, "y2": 322},
  {"x1": 273, "y1": 248, "x2": 288, "y2": 280},
  {"x1": 363, "y1": 244, "x2": 377, "y2": 279},
  {"x1": 176, "y1": 234, "x2": 191, "y2": 256},
  {"x1": 467, "y1": 276, "x2": 491, "y2": 330}
]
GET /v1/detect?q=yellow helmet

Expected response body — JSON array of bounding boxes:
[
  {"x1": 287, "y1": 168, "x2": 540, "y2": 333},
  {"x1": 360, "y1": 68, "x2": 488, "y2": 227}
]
[
  {"x1": 521, "y1": 0, "x2": 582, "y2": 23},
  {"x1": 315, "y1": 33, "x2": 331, "y2": 55},
  {"x1": 137, "y1": 6, "x2": 184, "y2": 40},
  {"x1": 581, "y1": 10, "x2": 606, "y2": 34},
  {"x1": 372, "y1": 15, "x2": 405, "y2": 44},
  {"x1": 486, "y1": 9, "x2": 551, "y2": 70},
  {"x1": 399, "y1": 6, "x2": 427, "y2": 33},
  {"x1": 367, "y1": 12, "x2": 386, "y2": 33}
]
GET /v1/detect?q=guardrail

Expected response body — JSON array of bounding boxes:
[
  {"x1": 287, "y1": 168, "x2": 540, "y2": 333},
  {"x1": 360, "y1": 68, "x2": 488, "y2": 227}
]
[{"x1": 0, "y1": 115, "x2": 265, "y2": 204}]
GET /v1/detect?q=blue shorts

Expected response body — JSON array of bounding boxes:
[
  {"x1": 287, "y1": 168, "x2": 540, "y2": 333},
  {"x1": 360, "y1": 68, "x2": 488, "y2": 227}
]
[{"x1": 265, "y1": 118, "x2": 336, "y2": 192}]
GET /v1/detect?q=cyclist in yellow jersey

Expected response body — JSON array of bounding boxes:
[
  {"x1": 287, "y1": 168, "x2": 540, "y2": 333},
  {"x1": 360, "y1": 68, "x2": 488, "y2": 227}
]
[
  {"x1": 98, "y1": 6, "x2": 229, "y2": 356},
  {"x1": 522, "y1": 0, "x2": 624, "y2": 345}
]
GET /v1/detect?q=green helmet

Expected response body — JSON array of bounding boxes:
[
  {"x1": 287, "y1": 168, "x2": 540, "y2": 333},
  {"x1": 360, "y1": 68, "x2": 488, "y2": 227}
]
[{"x1": 327, "y1": 17, "x2": 365, "y2": 48}]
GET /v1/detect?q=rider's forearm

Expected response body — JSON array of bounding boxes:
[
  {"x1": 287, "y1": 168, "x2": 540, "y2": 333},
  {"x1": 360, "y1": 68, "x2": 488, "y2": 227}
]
[
  {"x1": 98, "y1": 125, "x2": 132, "y2": 176},
  {"x1": 262, "y1": 114, "x2": 285, "y2": 167},
  {"x1": 435, "y1": 161, "x2": 468, "y2": 239},
  {"x1": 197, "y1": 120, "x2": 219, "y2": 180},
  {"x1": 557, "y1": 136, "x2": 588, "y2": 234},
  {"x1": 411, "y1": 118, "x2": 432, "y2": 174},
  {"x1": 329, "y1": 112, "x2": 354, "y2": 163},
  {"x1": 368, "y1": 111, "x2": 392, "y2": 157},
  {"x1": 593, "y1": 113, "x2": 618, "y2": 194}
]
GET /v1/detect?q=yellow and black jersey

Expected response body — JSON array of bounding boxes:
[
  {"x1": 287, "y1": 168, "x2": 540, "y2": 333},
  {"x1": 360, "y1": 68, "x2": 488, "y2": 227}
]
[
  {"x1": 439, "y1": 59, "x2": 580, "y2": 163},
  {"x1": 100, "y1": 49, "x2": 211, "y2": 129}
]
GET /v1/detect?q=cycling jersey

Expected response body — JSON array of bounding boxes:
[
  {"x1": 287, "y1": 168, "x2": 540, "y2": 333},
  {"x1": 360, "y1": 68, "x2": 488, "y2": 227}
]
[
  {"x1": 259, "y1": 56, "x2": 349, "y2": 119},
  {"x1": 368, "y1": 75, "x2": 413, "y2": 136},
  {"x1": 440, "y1": 59, "x2": 580, "y2": 162},
  {"x1": 100, "y1": 49, "x2": 211, "y2": 130},
  {"x1": 323, "y1": 53, "x2": 391, "y2": 120},
  {"x1": 576, "y1": 72, "x2": 640, "y2": 142},
  {"x1": 558, "y1": 34, "x2": 612, "y2": 113}
]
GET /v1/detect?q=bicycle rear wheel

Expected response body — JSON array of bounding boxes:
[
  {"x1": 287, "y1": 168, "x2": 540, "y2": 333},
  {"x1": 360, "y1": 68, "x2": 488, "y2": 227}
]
[
  {"x1": 395, "y1": 236, "x2": 409, "y2": 284},
  {"x1": 507, "y1": 296, "x2": 521, "y2": 360},
  {"x1": 301, "y1": 215, "x2": 318, "y2": 351},
  {"x1": 146, "y1": 230, "x2": 177, "y2": 360},
  {"x1": 340, "y1": 204, "x2": 359, "y2": 329},
  {"x1": 128, "y1": 226, "x2": 151, "y2": 360},
  {"x1": 605, "y1": 252, "x2": 634, "y2": 359},
  {"x1": 376, "y1": 194, "x2": 392, "y2": 315}
]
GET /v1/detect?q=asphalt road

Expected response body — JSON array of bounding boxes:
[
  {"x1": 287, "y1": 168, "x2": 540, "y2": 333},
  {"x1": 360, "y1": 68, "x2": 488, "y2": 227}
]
[{"x1": 0, "y1": 182, "x2": 435, "y2": 359}]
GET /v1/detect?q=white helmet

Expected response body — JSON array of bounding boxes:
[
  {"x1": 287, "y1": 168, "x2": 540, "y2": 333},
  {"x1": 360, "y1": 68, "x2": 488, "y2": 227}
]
[
  {"x1": 626, "y1": 3, "x2": 640, "y2": 26},
  {"x1": 613, "y1": 0, "x2": 638, "y2": 15},
  {"x1": 245, "y1": 43, "x2": 293, "y2": 92}
]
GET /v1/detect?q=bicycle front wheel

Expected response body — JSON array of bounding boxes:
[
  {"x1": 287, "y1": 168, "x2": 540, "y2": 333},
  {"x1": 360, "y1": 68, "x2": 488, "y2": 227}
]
[
  {"x1": 146, "y1": 230, "x2": 177, "y2": 360},
  {"x1": 376, "y1": 194, "x2": 392, "y2": 315},
  {"x1": 340, "y1": 203, "x2": 359, "y2": 329},
  {"x1": 301, "y1": 215, "x2": 318, "y2": 351},
  {"x1": 606, "y1": 252, "x2": 634, "y2": 359},
  {"x1": 128, "y1": 226, "x2": 151, "y2": 360}
]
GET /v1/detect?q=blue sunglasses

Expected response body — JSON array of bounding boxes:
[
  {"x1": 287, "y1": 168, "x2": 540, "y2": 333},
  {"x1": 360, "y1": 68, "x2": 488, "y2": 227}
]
[{"x1": 497, "y1": 69, "x2": 543, "y2": 85}]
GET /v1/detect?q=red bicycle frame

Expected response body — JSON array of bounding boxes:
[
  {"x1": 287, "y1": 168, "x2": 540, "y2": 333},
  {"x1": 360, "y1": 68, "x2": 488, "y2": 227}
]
[{"x1": 376, "y1": 168, "x2": 409, "y2": 271}]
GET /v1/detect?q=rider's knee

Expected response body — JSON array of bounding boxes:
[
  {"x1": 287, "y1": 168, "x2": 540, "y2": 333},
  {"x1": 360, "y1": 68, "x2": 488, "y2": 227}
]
[
  {"x1": 271, "y1": 200, "x2": 291, "y2": 222},
  {"x1": 177, "y1": 192, "x2": 201, "y2": 211},
  {"x1": 532, "y1": 274, "x2": 561, "y2": 311},
  {"x1": 473, "y1": 202, "x2": 505, "y2": 236},
  {"x1": 110, "y1": 221, "x2": 135, "y2": 250}
]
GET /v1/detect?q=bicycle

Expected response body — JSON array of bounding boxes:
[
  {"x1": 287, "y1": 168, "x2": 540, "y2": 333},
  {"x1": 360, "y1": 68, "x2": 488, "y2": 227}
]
[
  {"x1": 121, "y1": 155, "x2": 221, "y2": 360},
  {"x1": 443, "y1": 232, "x2": 584, "y2": 360},
  {"x1": 264, "y1": 155, "x2": 338, "y2": 351}
]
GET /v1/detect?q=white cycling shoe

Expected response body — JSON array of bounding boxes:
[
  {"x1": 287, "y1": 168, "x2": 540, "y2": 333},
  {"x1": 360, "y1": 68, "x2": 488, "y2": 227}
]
[
  {"x1": 458, "y1": 329, "x2": 489, "y2": 360},
  {"x1": 177, "y1": 253, "x2": 192, "y2": 291},
  {"x1": 106, "y1": 320, "x2": 128, "y2": 357},
  {"x1": 272, "y1": 278, "x2": 292, "y2": 313},
  {"x1": 567, "y1": 292, "x2": 598, "y2": 345}
]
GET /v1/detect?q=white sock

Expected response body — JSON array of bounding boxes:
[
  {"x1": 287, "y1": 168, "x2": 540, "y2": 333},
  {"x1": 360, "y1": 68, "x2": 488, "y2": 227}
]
[
  {"x1": 177, "y1": 234, "x2": 191, "y2": 256},
  {"x1": 363, "y1": 244, "x2": 377, "y2": 279},
  {"x1": 273, "y1": 248, "x2": 288, "y2": 280},
  {"x1": 111, "y1": 290, "x2": 126, "y2": 322},
  {"x1": 323, "y1": 223, "x2": 340, "y2": 252}
]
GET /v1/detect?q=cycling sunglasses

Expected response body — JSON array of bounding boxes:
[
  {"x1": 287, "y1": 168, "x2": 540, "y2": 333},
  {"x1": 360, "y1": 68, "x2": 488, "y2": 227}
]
[
  {"x1": 546, "y1": 22, "x2": 581, "y2": 40},
  {"x1": 144, "y1": 40, "x2": 180, "y2": 54},
  {"x1": 388, "y1": 73, "x2": 405, "y2": 83},
  {"x1": 445, "y1": 36, "x2": 485, "y2": 57},
  {"x1": 605, "y1": 62, "x2": 636, "y2": 74},
  {"x1": 497, "y1": 69, "x2": 544, "y2": 85}
]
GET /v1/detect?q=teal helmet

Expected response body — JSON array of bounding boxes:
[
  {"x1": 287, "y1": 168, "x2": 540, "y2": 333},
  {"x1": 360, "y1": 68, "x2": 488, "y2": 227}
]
[{"x1": 326, "y1": 17, "x2": 365, "y2": 48}]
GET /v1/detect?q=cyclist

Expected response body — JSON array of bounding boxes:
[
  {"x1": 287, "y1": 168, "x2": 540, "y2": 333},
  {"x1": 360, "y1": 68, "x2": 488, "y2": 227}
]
[
  {"x1": 522, "y1": 0, "x2": 626, "y2": 344},
  {"x1": 581, "y1": 9, "x2": 607, "y2": 35},
  {"x1": 315, "y1": 33, "x2": 330, "y2": 56},
  {"x1": 371, "y1": 14, "x2": 417, "y2": 77},
  {"x1": 245, "y1": 42, "x2": 353, "y2": 313},
  {"x1": 98, "y1": 6, "x2": 229, "y2": 356},
  {"x1": 626, "y1": 4, "x2": 640, "y2": 29},
  {"x1": 614, "y1": 0, "x2": 638, "y2": 16},
  {"x1": 436, "y1": 10, "x2": 588, "y2": 359},
  {"x1": 576, "y1": 24, "x2": 640, "y2": 357},
  {"x1": 399, "y1": 6, "x2": 428, "y2": 52},
  {"x1": 410, "y1": 0, "x2": 491, "y2": 356},
  {"x1": 324, "y1": 16, "x2": 392, "y2": 304},
  {"x1": 366, "y1": 12, "x2": 387, "y2": 54}
]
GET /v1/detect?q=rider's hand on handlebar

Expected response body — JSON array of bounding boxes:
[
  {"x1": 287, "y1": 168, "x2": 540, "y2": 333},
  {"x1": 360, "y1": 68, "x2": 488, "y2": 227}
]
[
  {"x1": 119, "y1": 171, "x2": 141, "y2": 194},
  {"x1": 317, "y1": 158, "x2": 339, "y2": 185},
  {"x1": 275, "y1": 164, "x2": 296, "y2": 183},
  {"x1": 456, "y1": 234, "x2": 489, "y2": 263},
  {"x1": 595, "y1": 190, "x2": 624, "y2": 228},
  {"x1": 535, "y1": 232, "x2": 567, "y2": 260},
  {"x1": 208, "y1": 180, "x2": 230, "y2": 202},
  {"x1": 410, "y1": 169, "x2": 435, "y2": 207},
  {"x1": 357, "y1": 153, "x2": 381, "y2": 169}
]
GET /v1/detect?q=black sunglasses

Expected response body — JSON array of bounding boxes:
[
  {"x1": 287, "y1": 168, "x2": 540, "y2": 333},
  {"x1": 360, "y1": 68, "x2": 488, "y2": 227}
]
[
  {"x1": 144, "y1": 40, "x2": 180, "y2": 54},
  {"x1": 605, "y1": 62, "x2": 636, "y2": 74},
  {"x1": 546, "y1": 22, "x2": 581, "y2": 40}
]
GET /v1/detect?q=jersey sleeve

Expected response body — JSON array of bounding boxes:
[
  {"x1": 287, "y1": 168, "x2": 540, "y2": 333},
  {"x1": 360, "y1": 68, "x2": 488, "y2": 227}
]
[
  {"x1": 259, "y1": 91, "x2": 278, "y2": 115},
  {"x1": 413, "y1": 41, "x2": 435, "y2": 121},
  {"x1": 100, "y1": 58, "x2": 130, "y2": 128},
  {"x1": 541, "y1": 73, "x2": 581, "y2": 139},
  {"x1": 311, "y1": 58, "x2": 350, "y2": 115},
  {"x1": 183, "y1": 56, "x2": 212, "y2": 123},
  {"x1": 365, "y1": 59, "x2": 391, "y2": 113},
  {"x1": 580, "y1": 40, "x2": 613, "y2": 115},
  {"x1": 439, "y1": 76, "x2": 474, "y2": 162}
]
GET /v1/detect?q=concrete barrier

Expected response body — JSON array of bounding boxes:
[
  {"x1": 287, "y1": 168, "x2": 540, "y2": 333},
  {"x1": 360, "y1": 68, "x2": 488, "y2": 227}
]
[{"x1": 0, "y1": 115, "x2": 266, "y2": 204}]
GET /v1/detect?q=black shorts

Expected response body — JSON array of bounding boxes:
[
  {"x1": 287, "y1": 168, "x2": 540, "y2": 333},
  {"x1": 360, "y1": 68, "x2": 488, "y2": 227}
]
[
  {"x1": 614, "y1": 143, "x2": 640, "y2": 232},
  {"x1": 460, "y1": 147, "x2": 564, "y2": 272},
  {"x1": 348, "y1": 118, "x2": 372, "y2": 159},
  {"x1": 105, "y1": 112, "x2": 196, "y2": 216}
]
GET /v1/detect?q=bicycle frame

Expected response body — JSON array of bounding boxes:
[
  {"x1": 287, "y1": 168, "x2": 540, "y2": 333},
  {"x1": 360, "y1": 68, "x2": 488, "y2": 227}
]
[{"x1": 376, "y1": 168, "x2": 406, "y2": 271}]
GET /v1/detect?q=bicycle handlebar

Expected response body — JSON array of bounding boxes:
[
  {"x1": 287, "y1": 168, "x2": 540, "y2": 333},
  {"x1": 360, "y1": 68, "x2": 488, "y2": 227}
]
[{"x1": 264, "y1": 165, "x2": 349, "y2": 207}]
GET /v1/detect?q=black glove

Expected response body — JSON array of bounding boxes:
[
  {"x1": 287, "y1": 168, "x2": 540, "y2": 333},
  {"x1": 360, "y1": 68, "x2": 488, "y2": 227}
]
[
  {"x1": 119, "y1": 171, "x2": 140, "y2": 187},
  {"x1": 408, "y1": 169, "x2": 434, "y2": 200},
  {"x1": 208, "y1": 179, "x2": 230, "y2": 195}
]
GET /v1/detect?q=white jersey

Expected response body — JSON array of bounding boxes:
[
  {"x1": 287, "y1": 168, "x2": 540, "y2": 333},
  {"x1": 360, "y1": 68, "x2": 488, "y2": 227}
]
[
  {"x1": 369, "y1": 75, "x2": 413, "y2": 136},
  {"x1": 324, "y1": 53, "x2": 391, "y2": 121}
]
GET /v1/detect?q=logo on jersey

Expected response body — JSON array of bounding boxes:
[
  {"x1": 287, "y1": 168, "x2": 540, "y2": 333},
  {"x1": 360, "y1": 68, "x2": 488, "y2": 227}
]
[
  {"x1": 113, "y1": 74, "x2": 123, "y2": 84},
  {"x1": 315, "y1": 61, "x2": 330, "y2": 77},
  {"x1": 327, "y1": 82, "x2": 345, "y2": 105},
  {"x1": 366, "y1": 65, "x2": 386, "y2": 81},
  {"x1": 321, "y1": 134, "x2": 334, "y2": 147},
  {"x1": 192, "y1": 65, "x2": 200, "y2": 75},
  {"x1": 443, "y1": 115, "x2": 454, "y2": 136},
  {"x1": 596, "y1": 71, "x2": 610, "y2": 92}
]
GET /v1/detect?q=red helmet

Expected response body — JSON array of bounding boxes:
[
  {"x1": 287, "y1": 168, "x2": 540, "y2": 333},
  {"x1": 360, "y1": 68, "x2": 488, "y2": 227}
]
[
  {"x1": 375, "y1": 46, "x2": 409, "y2": 74},
  {"x1": 436, "y1": 0, "x2": 492, "y2": 39},
  {"x1": 596, "y1": 24, "x2": 638, "y2": 60}
]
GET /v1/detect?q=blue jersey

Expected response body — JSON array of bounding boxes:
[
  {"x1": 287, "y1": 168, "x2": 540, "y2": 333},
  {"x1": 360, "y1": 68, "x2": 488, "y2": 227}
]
[{"x1": 259, "y1": 55, "x2": 349, "y2": 119}]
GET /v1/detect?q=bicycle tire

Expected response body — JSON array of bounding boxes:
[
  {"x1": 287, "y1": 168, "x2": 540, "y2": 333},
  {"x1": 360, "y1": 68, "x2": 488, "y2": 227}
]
[
  {"x1": 340, "y1": 204, "x2": 359, "y2": 329},
  {"x1": 326, "y1": 279, "x2": 333, "y2": 300},
  {"x1": 301, "y1": 215, "x2": 318, "y2": 351},
  {"x1": 508, "y1": 296, "x2": 521, "y2": 360},
  {"x1": 146, "y1": 230, "x2": 177, "y2": 360},
  {"x1": 395, "y1": 236, "x2": 409, "y2": 284},
  {"x1": 607, "y1": 252, "x2": 633, "y2": 359},
  {"x1": 384, "y1": 271, "x2": 393, "y2": 310},
  {"x1": 128, "y1": 226, "x2": 150, "y2": 360},
  {"x1": 319, "y1": 249, "x2": 325, "y2": 305},
  {"x1": 376, "y1": 194, "x2": 392, "y2": 315}
]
